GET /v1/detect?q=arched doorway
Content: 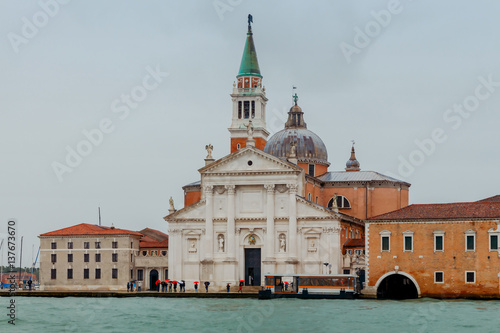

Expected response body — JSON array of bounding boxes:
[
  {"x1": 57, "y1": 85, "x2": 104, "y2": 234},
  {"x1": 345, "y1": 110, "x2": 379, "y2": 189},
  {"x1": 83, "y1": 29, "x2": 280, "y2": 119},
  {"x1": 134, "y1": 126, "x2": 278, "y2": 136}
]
[
  {"x1": 376, "y1": 273, "x2": 419, "y2": 299},
  {"x1": 149, "y1": 269, "x2": 159, "y2": 291}
]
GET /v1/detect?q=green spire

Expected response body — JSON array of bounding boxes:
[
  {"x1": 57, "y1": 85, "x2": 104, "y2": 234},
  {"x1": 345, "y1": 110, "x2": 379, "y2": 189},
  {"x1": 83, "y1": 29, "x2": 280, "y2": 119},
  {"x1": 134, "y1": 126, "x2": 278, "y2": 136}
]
[{"x1": 237, "y1": 18, "x2": 262, "y2": 77}]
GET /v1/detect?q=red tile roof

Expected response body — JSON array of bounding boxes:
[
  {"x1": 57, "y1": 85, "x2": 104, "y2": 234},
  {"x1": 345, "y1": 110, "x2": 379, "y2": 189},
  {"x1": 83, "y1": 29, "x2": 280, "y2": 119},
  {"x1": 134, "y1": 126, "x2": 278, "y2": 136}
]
[
  {"x1": 139, "y1": 228, "x2": 169, "y2": 241},
  {"x1": 369, "y1": 201, "x2": 500, "y2": 221},
  {"x1": 343, "y1": 238, "x2": 365, "y2": 247},
  {"x1": 477, "y1": 195, "x2": 500, "y2": 202},
  {"x1": 138, "y1": 228, "x2": 168, "y2": 248},
  {"x1": 40, "y1": 223, "x2": 143, "y2": 237}
]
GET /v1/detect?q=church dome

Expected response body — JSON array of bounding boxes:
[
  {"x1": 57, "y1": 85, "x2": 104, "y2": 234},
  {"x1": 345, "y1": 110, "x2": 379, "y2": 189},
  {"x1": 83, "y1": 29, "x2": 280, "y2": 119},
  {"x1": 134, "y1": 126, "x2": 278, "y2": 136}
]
[
  {"x1": 264, "y1": 95, "x2": 329, "y2": 166},
  {"x1": 264, "y1": 128, "x2": 329, "y2": 165}
]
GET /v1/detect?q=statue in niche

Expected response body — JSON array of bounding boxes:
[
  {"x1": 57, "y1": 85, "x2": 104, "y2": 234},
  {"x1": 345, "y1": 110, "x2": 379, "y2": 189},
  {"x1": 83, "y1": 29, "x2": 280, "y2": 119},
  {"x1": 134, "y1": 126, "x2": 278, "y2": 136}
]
[
  {"x1": 218, "y1": 234, "x2": 225, "y2": 252},
  {"x1": 169, "y1": 197, "x2": 175, "y2": 210},
  {"x1": 279, "y1": 234, "x2": 286, "y2": 252},
  {"x1": 189, "y1": 240, "x2": 197, "y2": 253}
]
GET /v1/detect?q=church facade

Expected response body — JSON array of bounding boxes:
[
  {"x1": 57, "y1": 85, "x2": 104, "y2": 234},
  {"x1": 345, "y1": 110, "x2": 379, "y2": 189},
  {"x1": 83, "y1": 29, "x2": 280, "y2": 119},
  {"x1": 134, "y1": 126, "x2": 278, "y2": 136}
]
[{"x1": 165, "y1": 19, "x2": 410, "y2": 287}]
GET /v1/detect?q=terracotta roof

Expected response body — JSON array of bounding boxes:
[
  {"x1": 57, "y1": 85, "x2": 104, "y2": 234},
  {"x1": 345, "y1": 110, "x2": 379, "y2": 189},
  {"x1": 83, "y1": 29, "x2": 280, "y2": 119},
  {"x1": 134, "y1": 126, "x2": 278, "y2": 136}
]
[
  {"x1": 477, "y1": 195, "x2": 500, "y2": 202},
  {"x1": 138, "y1": 228, "x2": 168, "y2": 248},
  {"x1": 140, "y1": 239, "x2": 169, "y2": 249},
  {"x1": 344, "y1": 238, "x2": 365, "y2": 247},
  {"x1": 138, "y1": 228, "x2": 169, "y2": 241},
  {"x1": 369, "y1": 201, "x2": 500, "y2": 221},
  {"x1": 40, "y1": 223, "x2": 143, "y2": 237}
]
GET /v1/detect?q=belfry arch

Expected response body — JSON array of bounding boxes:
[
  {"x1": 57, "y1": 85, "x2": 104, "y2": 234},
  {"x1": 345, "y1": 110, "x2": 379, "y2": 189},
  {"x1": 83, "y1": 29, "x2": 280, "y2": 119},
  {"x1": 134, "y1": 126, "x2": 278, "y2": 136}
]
[{"x1": 375, "y1": 271, "x2": 420, "y2": 299}]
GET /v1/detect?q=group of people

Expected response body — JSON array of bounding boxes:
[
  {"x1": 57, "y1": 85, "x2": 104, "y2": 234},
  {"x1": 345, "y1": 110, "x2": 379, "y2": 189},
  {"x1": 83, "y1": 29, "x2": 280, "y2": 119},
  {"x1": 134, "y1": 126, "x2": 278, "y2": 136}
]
[
  {"x1": 158, "y1": 280, "x2": 186, "y2": 292},
  {"x1": 125, "y1": 280, "x2": 250, "y2": 293},
  {"x1": 126, "y1": 281, "x2": 142, "y2": 292}
]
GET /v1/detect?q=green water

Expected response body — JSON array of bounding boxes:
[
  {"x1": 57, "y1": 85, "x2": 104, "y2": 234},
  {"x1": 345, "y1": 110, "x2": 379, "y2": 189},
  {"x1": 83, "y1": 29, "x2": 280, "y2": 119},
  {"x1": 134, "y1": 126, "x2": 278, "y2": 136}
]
[{"x1": 1, "y1": 297, "x2": 499, "y2": 332}]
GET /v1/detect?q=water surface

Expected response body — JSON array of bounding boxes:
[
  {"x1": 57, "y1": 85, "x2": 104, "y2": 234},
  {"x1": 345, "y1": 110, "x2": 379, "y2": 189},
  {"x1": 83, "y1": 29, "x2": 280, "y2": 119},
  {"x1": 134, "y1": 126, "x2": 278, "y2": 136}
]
[{"x1": 2, "y1": 297, "x2": 499, "y2": 332}]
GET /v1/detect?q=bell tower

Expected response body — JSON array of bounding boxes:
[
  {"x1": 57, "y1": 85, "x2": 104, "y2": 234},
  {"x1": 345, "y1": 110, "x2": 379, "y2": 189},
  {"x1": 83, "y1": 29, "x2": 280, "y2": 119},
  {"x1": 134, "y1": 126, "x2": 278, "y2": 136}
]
[{"x1": 229, "y1": 15, "x2": 269, "y2": 153}]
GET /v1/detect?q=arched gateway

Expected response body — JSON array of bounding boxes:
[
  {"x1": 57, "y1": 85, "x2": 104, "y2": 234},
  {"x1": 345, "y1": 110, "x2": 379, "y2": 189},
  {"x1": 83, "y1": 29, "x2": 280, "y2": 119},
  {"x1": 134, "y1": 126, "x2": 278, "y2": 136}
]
[{"x1": 375, "y1": 271, "x2": 420, "y2": 299}]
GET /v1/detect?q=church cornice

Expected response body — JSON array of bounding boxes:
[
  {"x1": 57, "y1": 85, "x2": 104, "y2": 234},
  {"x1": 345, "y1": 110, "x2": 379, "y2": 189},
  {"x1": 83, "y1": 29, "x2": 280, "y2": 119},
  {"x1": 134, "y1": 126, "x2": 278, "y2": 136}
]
[{"x1": 199, "y1": 146, "x2": 303, "y2": 174}]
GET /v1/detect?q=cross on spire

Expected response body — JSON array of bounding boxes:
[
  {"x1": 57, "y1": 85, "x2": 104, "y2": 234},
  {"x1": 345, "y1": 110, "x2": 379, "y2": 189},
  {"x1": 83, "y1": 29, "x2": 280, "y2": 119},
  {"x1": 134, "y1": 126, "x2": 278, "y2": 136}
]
[{"x1": 293, "y1": 93, "x2": 299, "y2": 105}]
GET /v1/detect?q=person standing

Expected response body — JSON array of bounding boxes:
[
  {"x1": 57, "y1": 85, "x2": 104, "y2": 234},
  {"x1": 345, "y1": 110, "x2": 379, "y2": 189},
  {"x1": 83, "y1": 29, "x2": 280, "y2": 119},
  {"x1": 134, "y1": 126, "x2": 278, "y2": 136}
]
[
  {"x1": 204, "y1": 281, "x2": 210, "y2": 293},
  {"x1": 194, "y1": 282, "x2": 198, "y2": 292},
  {"x1": 27, "y1": 280, "x2": 32, "y2": 291},
  {"x1": 226, "y1": 283, "x2": 231, "y2": 293},
  {"x1": 127, "y1": 282, "x2": 130, "y2": 292},
  {"x1": 173, "y1": 281, "x2": 177, "y2": 292},
  {"x1": 168, "y1": 281, "x2": 172, "y2": 292},
  {"x1": 238, "y1": 281, "x2": 243, "y2": 293}
]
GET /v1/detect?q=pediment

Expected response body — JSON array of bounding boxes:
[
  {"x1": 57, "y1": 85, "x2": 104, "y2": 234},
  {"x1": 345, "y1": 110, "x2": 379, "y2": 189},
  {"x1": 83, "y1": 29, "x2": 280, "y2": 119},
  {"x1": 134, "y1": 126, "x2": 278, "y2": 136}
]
[
  {"x1": 296, "y1": 197, "x2": 338, "y2": 219},
  {"x1": 164, "y1": 200, "x2": 206, "y2": 221},
  {"x1": 199, "y1": 146, "x2": 301, "y2": 175}
]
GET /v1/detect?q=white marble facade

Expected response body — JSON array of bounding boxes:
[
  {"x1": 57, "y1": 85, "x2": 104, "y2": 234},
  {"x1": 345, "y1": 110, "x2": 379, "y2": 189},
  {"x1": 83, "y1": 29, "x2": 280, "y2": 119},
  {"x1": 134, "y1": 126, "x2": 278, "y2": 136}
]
[{"x1": 166, "y1": 146, "x2": 352, "y2": 287}]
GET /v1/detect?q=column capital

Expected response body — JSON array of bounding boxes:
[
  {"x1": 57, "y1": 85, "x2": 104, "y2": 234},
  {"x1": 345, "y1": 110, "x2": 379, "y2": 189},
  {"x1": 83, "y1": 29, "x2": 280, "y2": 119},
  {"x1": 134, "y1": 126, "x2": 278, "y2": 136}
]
[
  {"x1": 287, "y1": 184, "x2": 298, "y2": 194},
  {"x1": 204, "y1": 185, "x2": 214, "y2": 194},
  {"x1": 225, "y1": 184, "x2": 236, "y2": 194},
  {"x1": 264, "y1": 184, "x2": 275, "y2": 193}
]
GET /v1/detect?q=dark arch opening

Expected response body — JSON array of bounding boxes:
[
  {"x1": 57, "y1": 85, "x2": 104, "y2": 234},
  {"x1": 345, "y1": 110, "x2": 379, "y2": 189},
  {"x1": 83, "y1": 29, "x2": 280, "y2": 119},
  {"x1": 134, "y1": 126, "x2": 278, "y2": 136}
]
[
  {"x1": 377, "y1": 274, "x2": 418, "y2": 299},
  {"x1": 149, "y1": 269, "x2": 159, "y2": 291}
]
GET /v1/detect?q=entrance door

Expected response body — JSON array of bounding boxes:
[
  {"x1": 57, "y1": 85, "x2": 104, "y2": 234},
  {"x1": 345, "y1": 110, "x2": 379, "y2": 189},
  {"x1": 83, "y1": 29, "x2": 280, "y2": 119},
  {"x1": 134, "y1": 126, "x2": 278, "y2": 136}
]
[
  {"x1": 149, "y1": 269, "x2": 159, "y2": 291},
  {"x1": 244, "y1": 248, "x2": 261, "y2": 286}
]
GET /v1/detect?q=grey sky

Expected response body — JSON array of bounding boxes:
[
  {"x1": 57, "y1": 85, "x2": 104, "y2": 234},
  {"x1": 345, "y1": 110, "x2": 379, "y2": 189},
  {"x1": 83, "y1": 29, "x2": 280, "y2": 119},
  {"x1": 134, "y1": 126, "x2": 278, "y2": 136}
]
[{"x1": 1, "y1": 0, "x2": 499, "y2": 264}]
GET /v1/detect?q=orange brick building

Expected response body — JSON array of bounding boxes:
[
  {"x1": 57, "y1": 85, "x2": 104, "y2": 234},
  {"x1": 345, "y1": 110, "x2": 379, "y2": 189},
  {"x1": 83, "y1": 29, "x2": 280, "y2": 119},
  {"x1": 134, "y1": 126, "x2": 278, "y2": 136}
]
[{"x1": 364, "y1": 196, "x2": 500, "y2": 298}]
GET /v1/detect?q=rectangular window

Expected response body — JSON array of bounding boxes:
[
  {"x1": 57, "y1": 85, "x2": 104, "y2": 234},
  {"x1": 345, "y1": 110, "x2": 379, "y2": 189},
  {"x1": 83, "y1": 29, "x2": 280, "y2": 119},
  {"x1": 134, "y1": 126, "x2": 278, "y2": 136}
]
[
  {"x1": 51, "y1": 242, "x2": 57, "y2": 249},
  {"x1": 131, "y1": 269, "x2": 134, "y2": 280},
  {"x1": 83, "y1": 268, "x2": 89, "y2": 279},
  {"x1": 51, "y1": 254, "x2": 57, "y2": 263},
  {"x1": 465, "y1": 271, "x2": 475, "y2": 283},
  {"x1": 112, "y1": 241, "x2": 118, "y2": 249},
  {"x1": 112, "y1": 268, "x2": 118, "y2": 279},
  {"x1": 137, "y1": 269, "x2": 144, "y2": 281},
  {"x1": 67, "y1": 269, "x2": 73, "y2": 279},
  {"x1": 51, "y1": 269, "x2": 56, "y2": 279},
  {"x1": 251, "y1": 100, "x2": 255, "y2": 118},
  {"x1": 244, "y1": 101, "x2": 250, "y2": 118},
  {"x1": 67, "y1": 254, "x2": 73, "y2": 263},
  {"x1": 308, "y1": 164, "x2": 315, "y2": 176},
  {"x1": 84, "y1": 242, "x2": 89, "y2": 249},
  {"x1": 95, "y1": 268, "x2": 101, "y2": 279},
  {"x1": 490, "y1": 235, "x2": 499, "y2": 250},
  {"x1": 95, "y1": 242, "x2": 101, "y2": 249},
  {"x1": 466, "y1": 235, "x2": 475, "y2": 251},
  {"x1": 404, "y1": 236, "x2": 413, "y2": 251},
  {"x1": 435, "y1": 235, "x2": 444, "y2": 252},
  {"x1": 95, "y1": 253, "x2": 101, "y2": 262},
  {"x1": 238, "y1": 101, "x2": 242, "y2": 119},
  {"x1": 165, "y1": 269, "x2": 168, "y2": 280},
  {"x1": 112, "y1": 253, "x2": 118, "y2": 262},
  {"x1": 434, "y1": 271, "x2": 444, "y2": 283},
  {"x1": 67, "y1": 242, "x2": 73, "y2": 249},
  {"x1": 84, "y1": 253, "x2": 89, "y2": 262},
  {"x1": 343, "y1": 269, "x2": 350, "y2": 274},
  {"x1": 381, "y1": 236, "x2": 390, "y2": 251}
]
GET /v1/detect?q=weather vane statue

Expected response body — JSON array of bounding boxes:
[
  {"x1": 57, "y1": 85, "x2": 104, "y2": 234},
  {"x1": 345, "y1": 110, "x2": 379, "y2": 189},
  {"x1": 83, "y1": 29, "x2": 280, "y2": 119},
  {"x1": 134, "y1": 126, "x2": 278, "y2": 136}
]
[{"x1": 248, "y1": 14, "x2": 253, "y2": 29}]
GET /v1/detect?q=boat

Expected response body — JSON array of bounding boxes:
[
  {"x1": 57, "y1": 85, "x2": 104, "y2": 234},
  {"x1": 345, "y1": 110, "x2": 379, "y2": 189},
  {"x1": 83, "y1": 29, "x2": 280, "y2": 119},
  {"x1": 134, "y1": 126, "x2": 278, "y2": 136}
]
[{"x1": 258, "y1": 274, "x2": 359, "y2": 299}]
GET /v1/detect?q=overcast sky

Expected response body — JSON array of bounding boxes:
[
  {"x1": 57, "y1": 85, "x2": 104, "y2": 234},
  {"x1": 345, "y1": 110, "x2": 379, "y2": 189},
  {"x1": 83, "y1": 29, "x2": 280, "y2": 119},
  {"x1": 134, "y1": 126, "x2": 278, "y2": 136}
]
[{"x1": 1, "y1": 0, "x2": 499, "y2": 265}]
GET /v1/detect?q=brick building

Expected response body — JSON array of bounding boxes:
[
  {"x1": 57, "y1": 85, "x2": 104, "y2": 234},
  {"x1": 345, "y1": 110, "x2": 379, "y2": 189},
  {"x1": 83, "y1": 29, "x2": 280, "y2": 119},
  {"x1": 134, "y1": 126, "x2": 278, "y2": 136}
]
[{"x1": 364, "y1": 196, "x2": 500, "y2": 298}]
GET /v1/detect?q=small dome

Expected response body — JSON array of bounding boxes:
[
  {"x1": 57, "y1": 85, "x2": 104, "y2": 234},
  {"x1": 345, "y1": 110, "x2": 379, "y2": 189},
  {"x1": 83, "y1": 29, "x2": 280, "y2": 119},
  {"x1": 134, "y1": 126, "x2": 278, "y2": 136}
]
[{"x1": 345, "y1": 145, "x2": 360, "y2": 171}]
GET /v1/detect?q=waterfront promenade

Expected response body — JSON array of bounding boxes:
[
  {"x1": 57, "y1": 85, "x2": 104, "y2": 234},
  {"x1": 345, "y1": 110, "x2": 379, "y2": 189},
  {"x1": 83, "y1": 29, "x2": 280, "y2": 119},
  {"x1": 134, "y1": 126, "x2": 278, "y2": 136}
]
[{"x1": 0, "y1": 290, "x2": 260, "y2": 298}]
